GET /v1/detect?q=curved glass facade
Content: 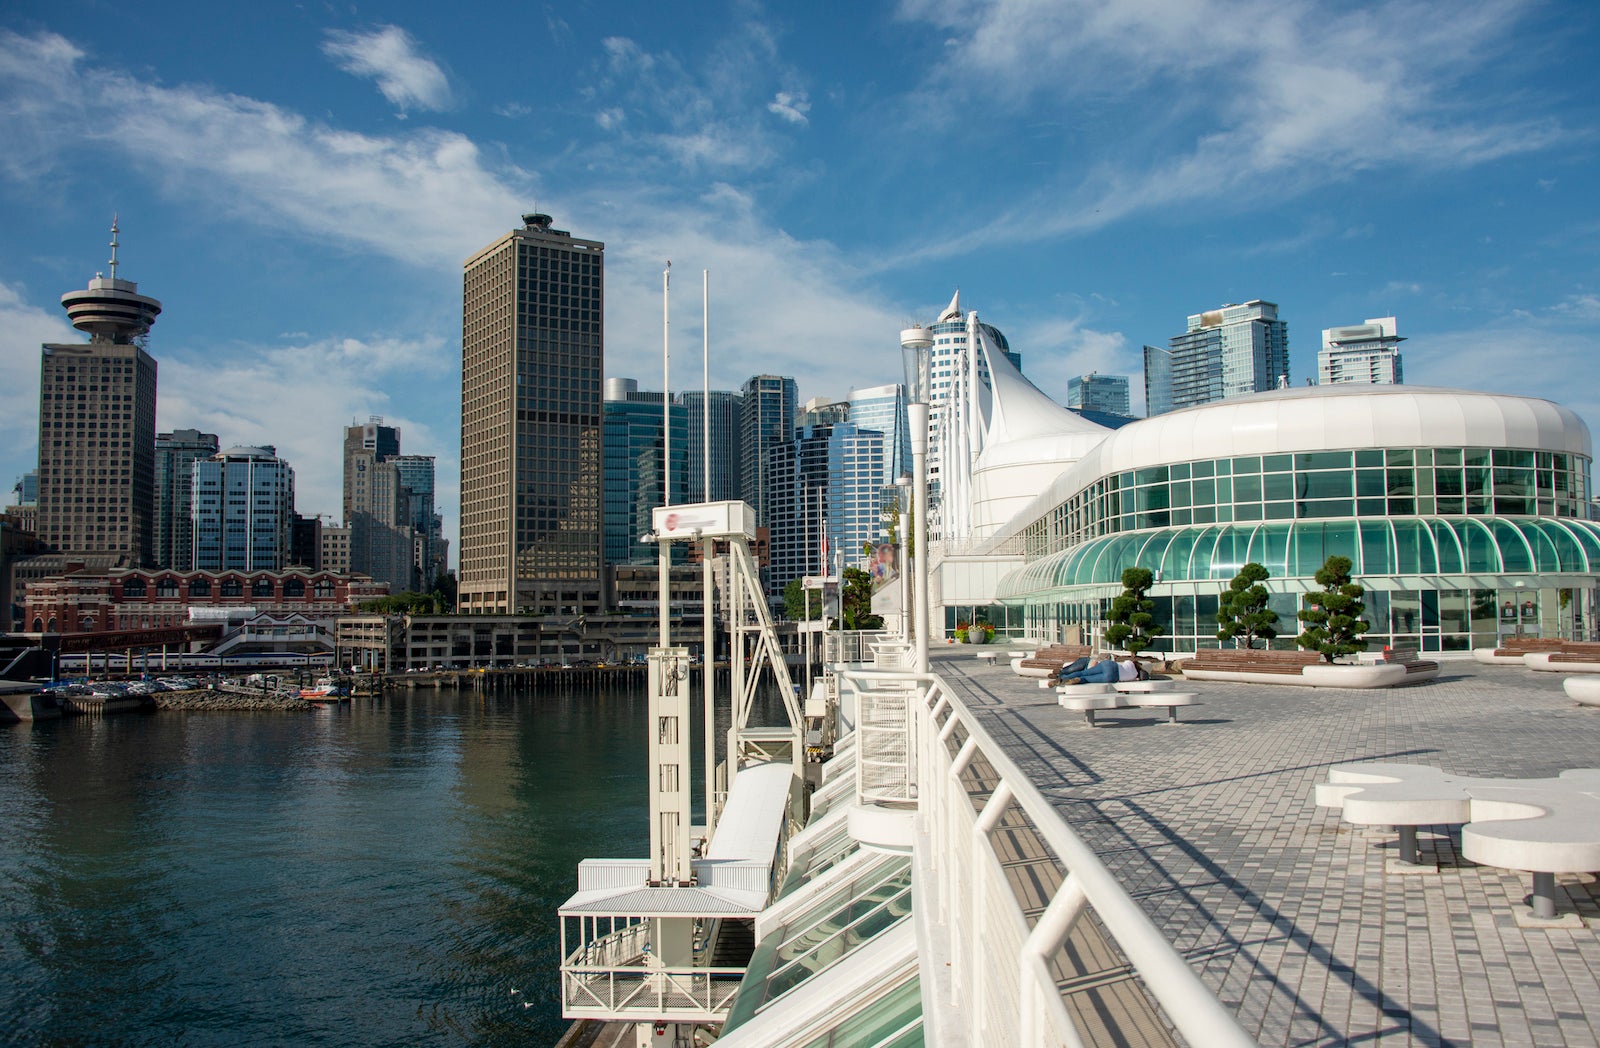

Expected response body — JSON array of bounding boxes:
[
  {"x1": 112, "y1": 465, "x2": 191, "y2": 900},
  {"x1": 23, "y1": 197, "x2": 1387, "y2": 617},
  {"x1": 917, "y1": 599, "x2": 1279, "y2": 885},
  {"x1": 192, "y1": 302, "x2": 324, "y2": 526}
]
[
  {"x1": 1001, "y1": 517, "x2": 1600, "y2": 599},
  {"x1": 1023, "y1": 447, "x2": 1591, "y2": 560},
  {"x1": 998, "y1": 441, "x2": 1599, "y2": 654}
]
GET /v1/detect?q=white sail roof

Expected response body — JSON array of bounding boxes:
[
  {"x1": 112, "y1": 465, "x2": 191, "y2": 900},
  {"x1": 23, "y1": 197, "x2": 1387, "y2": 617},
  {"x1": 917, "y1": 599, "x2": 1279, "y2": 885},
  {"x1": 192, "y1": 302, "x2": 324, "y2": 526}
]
[{"x1": 968, "y1": 322, "x2": 1112, "y2": 539}]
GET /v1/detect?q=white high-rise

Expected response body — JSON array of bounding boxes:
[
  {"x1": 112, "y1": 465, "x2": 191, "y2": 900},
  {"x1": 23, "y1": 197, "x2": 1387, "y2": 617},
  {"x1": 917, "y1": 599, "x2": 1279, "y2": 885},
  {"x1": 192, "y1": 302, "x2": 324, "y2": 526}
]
[{"x1": 1319, "y1": 317, "x2": 1404, "y2": 385}]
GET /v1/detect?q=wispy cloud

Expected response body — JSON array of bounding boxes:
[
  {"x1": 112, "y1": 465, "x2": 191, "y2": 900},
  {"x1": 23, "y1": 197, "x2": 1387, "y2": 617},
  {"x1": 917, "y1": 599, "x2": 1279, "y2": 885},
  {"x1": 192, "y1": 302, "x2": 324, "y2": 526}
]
[
  {"x1": 1552, "y1": 292, "x2": 1600, "y2": 321},
  {"x1": 322, "y1": 25, "x2": 454, "y2": 113},
  {"x1": 0, "y1": 31, "x2": 525, "y2": 268},
  {"x1": 890, "y1": 0, "x2": 1566, "y2": 259},
  {"x1": 588, "y1": 19, "x2": 809, "y2": 174},
  {"x1": 768, "y1": 90, "x2": 811, "y2": 125}
]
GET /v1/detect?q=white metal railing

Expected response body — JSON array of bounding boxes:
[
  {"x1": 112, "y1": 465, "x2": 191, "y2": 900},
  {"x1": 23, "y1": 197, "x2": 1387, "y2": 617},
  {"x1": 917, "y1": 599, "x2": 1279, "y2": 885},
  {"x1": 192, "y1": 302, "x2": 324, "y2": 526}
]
[
  {"x1": 824, "y1": 630, "x2": 892, "y2": 666},
  {"x1": 840, "y1": 670, "x2": 918, "y2": 806},
  {"x1": 900, "y1": 669, "x2": 1255, "y2": 1047},
  {"x1": 560, "y1": 964, "x2": 747, "y2": 1020}
]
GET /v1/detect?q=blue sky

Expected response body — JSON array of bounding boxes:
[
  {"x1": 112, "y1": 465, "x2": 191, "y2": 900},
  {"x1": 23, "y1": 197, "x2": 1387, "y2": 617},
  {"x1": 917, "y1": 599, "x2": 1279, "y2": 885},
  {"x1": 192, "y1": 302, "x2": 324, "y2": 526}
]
[{"x1": 3, "y1": 0, "x2": 1598, "y2": 558}]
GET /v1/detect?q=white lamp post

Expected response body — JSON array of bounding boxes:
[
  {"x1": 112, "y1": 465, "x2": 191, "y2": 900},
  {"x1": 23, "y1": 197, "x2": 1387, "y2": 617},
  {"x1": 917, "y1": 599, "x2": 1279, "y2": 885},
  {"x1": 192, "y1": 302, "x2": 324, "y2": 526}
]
[
  {"x1": 901, "y1": 325, "x2": 933, "y2": 673},
  {"x1": 894, "y1": 472, "x2": 912, "y2": 644}
]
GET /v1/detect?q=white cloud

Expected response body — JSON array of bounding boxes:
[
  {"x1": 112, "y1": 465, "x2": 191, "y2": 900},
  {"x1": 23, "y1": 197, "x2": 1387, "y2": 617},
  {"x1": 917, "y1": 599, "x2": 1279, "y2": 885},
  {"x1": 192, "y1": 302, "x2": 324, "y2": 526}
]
[
  {"x1": 1552, "y1": 293, "x2": 1600, "y2": 321},
  {"x1": 157, "y1": 332, "x2": 458, "y2": 531},
  {"x1": 322, "y1": 25, "x2": 454, "y2": 113},
  {"x1": 768, "y1": 90, "x2": 811, "y2": 125},
  {"x1": 0, "y1": 31, "x2": 526, "y2": 269},
  {"x1": 890, "y1": 0, "x2": 1564, "y2": 259},
  {"x1": 0, "y1": 280, "x2": 76, "y2": 492},
  {"x1": 595, "y1": 107, "x2": 625, "y2": 130}
]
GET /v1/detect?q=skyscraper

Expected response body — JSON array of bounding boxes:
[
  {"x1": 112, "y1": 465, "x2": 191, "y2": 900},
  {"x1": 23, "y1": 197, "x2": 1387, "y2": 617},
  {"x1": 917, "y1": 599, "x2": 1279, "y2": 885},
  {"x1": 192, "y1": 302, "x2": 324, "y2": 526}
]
[
  {"x1": 36, "y1": 220, "x2": 160, "y2": 566},
  {"x1": 343, "y1": 419, "x2": 415, "y2": 594},
  {"x1": 602, "y1": 379, "x2": 687, "y2": 569},
  {"x1": 740, "y1": 375, "x2": 798, "y2": 528},
  {"x1": 846, "y1": 383, "x2": 910, "y2": 490},
  {"x1": 1320, "y1": 317, "x2": 1404, "y2": 385},
  {"x1": 768, "y1": 422, "x2": 887, "y2": 593},
  {"x1": 191, "y1": 446, "x2": 295, "y2": 572},
  {"x1": 461, "y1": 214, "x2": 604, "y2": 615},
  {"x1": 392, "y1": 454, "x2": 445, "y2": 587},
  {"x1": 680, "y1": 389, "x2": 743, "y2": 503},
  {"x1": 1144, "y1": 300, "x2": 1289, "y2": 416},
  {"x1": 1065, "y1": 373, "x2": 1131, "y2": 417},
  {"x1": 154, "y1": 428, "x2": 219, "y2": 569}
]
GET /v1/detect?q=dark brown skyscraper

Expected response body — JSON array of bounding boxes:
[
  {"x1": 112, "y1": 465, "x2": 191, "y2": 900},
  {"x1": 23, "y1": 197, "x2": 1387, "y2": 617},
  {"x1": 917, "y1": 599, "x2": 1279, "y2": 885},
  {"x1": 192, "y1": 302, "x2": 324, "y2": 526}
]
[{"x1": 459, "y1": 214, "x2": 604, "y2": 615}]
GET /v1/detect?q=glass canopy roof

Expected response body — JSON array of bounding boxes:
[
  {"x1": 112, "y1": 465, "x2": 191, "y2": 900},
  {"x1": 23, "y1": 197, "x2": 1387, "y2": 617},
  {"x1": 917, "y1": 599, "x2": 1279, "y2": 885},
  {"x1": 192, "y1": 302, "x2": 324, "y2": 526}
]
[{"x1": 997, "y1": 516, "x2": 1600, "y2": 602}]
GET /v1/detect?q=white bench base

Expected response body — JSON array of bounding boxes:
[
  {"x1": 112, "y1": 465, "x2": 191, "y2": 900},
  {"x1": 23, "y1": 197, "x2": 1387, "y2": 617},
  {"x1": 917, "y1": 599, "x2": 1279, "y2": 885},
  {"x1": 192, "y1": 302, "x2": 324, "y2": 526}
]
[
  {"x1": 1563, "y1": 676, "x2": 1600, "y2": 706},
  {"x1": 1185, "y1": 663, "x2": 1409, "y2": 688},
  {"x1": 1059, "y1": 690, "x2": 1197, "y2": 726}
]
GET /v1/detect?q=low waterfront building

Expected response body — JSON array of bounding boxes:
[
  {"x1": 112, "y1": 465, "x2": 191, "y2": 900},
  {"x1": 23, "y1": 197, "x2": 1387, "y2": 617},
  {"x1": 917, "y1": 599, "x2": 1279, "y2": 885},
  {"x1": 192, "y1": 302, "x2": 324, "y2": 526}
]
[
  {"x1": 989, "y1": 385, "x2": 1599, "y2": 652},
  {"x1": 22, "y1": 568, "x2": 386, "y2": 634}
]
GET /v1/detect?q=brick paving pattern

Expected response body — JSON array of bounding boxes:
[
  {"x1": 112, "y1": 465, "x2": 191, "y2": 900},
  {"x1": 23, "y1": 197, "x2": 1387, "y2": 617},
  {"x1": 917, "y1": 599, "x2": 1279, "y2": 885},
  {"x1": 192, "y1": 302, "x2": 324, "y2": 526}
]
[{"x1": 936, "y1": 651, "x2": 1600, "y2": 1047}]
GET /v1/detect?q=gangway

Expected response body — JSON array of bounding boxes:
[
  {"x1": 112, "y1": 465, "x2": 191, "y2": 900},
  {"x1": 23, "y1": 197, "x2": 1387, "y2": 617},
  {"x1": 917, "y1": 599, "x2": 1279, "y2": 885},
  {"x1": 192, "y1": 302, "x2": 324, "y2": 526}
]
[{"x1": 557, "y1": 501, "x2": 806, "y2": 1044}]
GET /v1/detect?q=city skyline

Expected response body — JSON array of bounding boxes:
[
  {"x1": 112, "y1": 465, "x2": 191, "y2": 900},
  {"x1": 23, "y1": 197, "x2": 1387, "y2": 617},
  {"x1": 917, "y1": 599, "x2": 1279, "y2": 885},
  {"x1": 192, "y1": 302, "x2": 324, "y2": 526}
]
[{"x1": 2, "y1": 2, "x2": 1598, "y2": 556}]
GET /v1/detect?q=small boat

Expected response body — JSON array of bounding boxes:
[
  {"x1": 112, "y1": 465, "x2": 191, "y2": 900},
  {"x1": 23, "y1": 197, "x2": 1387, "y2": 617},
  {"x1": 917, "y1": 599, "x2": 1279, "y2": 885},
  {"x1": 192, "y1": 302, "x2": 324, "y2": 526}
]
[{"x1": 299, "y1": 678, "x2": 348, "y2": 702}]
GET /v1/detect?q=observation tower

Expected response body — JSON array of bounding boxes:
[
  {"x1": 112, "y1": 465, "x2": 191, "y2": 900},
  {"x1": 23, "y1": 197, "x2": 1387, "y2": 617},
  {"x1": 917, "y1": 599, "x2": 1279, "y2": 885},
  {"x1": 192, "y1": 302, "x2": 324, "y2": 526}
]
[{"x1": 59, "y1": 217, "x2": 162, "y2": 343}]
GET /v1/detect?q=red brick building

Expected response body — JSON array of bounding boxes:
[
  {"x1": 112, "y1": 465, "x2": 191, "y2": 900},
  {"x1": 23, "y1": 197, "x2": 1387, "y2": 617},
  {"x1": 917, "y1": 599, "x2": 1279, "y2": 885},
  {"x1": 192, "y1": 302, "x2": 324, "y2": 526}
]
[{"x1": 23, "y1": 568, "x2": 388, "y2": 634}]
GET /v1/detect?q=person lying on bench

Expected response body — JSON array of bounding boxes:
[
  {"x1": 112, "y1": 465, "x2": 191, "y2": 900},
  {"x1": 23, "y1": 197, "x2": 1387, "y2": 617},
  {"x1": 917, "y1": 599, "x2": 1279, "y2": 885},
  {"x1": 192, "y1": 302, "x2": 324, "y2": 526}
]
[{"x1": 1056, "y1": 655, "x2": 1147, "y2": 685}]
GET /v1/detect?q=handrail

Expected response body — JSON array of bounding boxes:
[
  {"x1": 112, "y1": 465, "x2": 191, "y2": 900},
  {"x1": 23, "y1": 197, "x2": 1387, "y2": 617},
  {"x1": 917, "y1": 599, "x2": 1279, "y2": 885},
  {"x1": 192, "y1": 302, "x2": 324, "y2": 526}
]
[{"x1": 906, "y1": 668, "x2": 1256, "y2": 1047}]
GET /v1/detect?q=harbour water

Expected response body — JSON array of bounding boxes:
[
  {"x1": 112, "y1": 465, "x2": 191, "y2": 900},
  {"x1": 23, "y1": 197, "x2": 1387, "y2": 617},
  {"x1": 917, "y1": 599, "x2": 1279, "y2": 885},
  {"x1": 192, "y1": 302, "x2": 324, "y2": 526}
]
[{"x1": 0, "y1": 685, "x2": 664, "y2": 1046}]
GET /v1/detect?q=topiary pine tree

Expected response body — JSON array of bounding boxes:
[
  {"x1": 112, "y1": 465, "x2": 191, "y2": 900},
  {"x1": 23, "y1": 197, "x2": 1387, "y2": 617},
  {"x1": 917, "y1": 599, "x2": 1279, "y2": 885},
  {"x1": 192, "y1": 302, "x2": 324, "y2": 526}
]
[
  {"x1": 1216, "y1": 562, "x2": 1278, "y2": 649},
  {"x1": 1104, "y1": 567, "x2": 1163, "y2": 656},
  {"x1": 1296, "y1": 555, "x2": 1371, "y2": 662}
]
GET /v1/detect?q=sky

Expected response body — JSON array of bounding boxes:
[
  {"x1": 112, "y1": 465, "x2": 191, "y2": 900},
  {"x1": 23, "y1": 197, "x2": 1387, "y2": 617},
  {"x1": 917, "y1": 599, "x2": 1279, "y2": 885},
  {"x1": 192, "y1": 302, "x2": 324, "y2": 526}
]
[{"x1": 2, "y1": 0, "x2": 1598, "y2": 561}]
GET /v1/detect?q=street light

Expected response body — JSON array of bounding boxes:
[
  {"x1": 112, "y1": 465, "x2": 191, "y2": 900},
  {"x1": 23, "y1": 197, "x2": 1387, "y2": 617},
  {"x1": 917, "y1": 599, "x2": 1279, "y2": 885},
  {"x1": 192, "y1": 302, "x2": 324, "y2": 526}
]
[{"x1": 901, "y1": 325, "x2": 933, "y2": 673}]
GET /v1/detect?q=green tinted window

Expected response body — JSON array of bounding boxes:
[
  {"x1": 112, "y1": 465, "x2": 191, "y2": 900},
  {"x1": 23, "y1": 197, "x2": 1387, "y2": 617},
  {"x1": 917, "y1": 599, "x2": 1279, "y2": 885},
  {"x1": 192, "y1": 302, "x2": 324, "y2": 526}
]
[
  {"x1": 1360, "y1": 521, "x2": 1393, "y2": 573},
  {"x1": 1248, "y1": 523, "x2": 1291, "y2": 575},
  {"x1": 1296, "y1": 451, "x2": 1353, "y2": 470},
  {"x1": 1263, "y1": 473, "x2": 1295, "y2": 500},
  {"x1": 1301, "y1": 472, "x2": 1353, "y2": 499}
]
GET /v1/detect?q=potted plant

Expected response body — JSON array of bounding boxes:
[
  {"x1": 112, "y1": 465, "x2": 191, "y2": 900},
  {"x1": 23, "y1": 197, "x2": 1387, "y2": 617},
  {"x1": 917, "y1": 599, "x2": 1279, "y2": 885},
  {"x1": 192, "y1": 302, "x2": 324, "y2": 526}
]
[{"x1": 954, "y1": 620, "x2": 971, "y2": 643}]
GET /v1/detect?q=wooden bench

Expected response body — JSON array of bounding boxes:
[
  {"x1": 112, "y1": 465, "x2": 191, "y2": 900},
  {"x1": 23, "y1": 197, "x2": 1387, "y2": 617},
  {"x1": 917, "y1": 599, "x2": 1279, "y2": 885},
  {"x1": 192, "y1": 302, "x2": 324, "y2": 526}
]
[
  {"x1": 1472, "y1": 636, "x2": 1575, "y2": 665},
  {"x1": 1525, "y1": 643, "x2": 1600, "y2": 673},
  {"x1": 1183, "y1": 648, "x2": 1322, "y2": 676},
  {"x1": 1382, "y1": 646, "x2": 1439, "y2": 682},
  {"x1": 1012, "y1": 644, "x2": 1093, "y2": 678}
]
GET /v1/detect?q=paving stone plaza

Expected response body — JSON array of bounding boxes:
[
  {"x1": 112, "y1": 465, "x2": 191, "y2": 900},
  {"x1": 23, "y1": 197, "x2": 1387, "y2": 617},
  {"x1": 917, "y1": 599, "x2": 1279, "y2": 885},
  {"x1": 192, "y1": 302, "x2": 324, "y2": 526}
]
[{"x1": 937, "y1": 653, "x2": 1600, "y2": 1047}]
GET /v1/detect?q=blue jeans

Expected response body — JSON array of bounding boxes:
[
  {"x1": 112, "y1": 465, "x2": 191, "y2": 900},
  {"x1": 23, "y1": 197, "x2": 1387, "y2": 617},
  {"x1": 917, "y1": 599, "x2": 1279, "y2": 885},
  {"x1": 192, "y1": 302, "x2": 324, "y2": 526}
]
[{"x1": 1057, "y1": 657, "x2": 1118, "y2": 684}]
